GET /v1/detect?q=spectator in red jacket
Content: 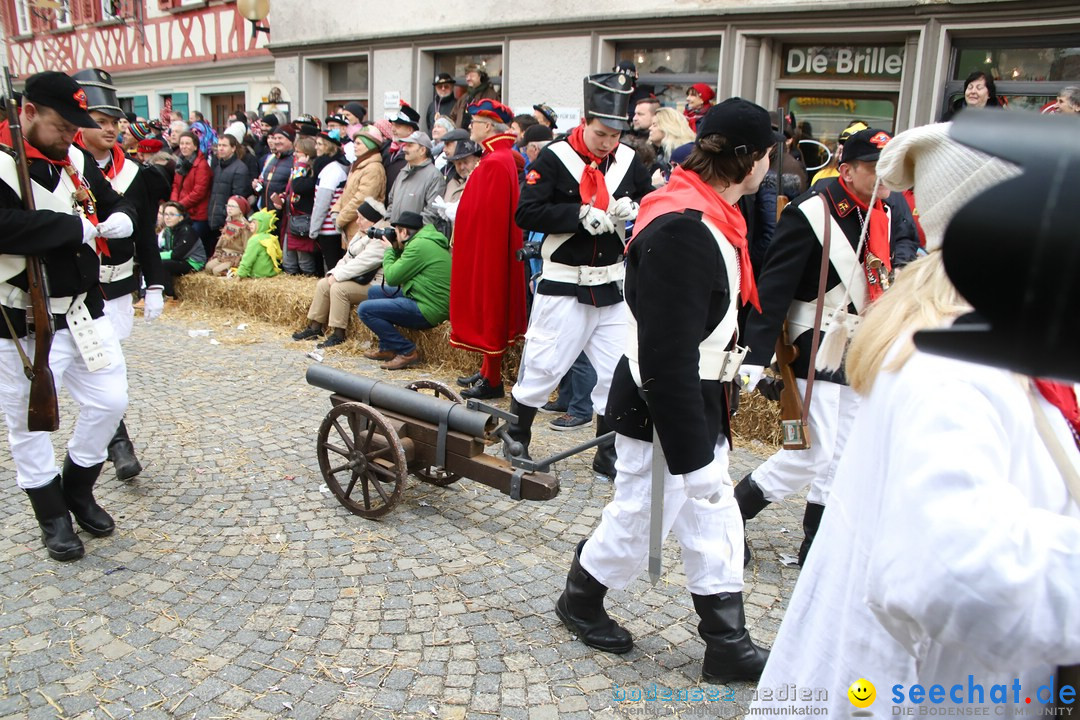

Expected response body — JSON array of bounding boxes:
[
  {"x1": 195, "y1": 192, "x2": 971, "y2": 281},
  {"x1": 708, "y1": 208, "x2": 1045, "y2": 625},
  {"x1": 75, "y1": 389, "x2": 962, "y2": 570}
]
[{"x1": 170, "y1": 131, "x2": 213, "y2": 253}]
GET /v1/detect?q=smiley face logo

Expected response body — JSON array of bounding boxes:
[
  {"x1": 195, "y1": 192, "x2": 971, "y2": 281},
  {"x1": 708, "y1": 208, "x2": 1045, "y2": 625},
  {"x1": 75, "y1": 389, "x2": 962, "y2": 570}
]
[{"x1": 848, "y1": 679, "x2": 876, "y2": 708}]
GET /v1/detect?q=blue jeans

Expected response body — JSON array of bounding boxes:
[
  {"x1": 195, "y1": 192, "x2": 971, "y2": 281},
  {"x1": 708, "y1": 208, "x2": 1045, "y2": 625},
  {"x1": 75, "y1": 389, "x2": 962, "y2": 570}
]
[
  {"x1": 557, "y1": 352, "x2": 597, "y2": 418},
  {"x1": 356, "y1": 284, "x2": 433, "y2": 355}
]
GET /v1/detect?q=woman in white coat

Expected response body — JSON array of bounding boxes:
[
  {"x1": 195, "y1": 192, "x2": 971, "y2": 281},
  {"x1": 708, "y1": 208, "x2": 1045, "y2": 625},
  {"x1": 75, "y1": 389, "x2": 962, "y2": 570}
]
[{"x1": 751, "y1": 123, "x2": 1080, "y2": 715}]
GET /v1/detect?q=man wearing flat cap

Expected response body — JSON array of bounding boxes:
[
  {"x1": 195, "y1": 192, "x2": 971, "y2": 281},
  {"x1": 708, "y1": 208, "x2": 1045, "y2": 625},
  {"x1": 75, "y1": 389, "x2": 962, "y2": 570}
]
[
  {"x1": 0, "y1": 70, "x2": 138, "y2": 563},
  {"x1": 737, "y1": 127, "x2": 902, "y2": 568},
  {"x1": 73, "y1": 67, "x2": 170, "y2": 483},
  {"x1": 449, "y1": 64, "x2": 500, "y2": 129},
  {"x1": 508, "y1": 71, "x2": 652, "y2": 478},
  {"x1": 554, "y1": 97, "x2": 774, "y2": 683},
  {"x1": 449, "y1": 99, "x2": 528, "y2": 400}
]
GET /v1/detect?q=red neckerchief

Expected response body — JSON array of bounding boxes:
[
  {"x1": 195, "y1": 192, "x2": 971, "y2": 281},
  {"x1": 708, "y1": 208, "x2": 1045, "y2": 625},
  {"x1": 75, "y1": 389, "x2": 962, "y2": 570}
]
[
  {"x1": 567, "y1": 125, "x2": 612, "y2": 211},
  {"x1": 480, "y1": 133, "x2": 515, "y2": 155},
  {"x1": 0, "y1": 121, "x2": 107, "y2": 255},
  {"x1": 839, "y1": 175, "x2": 890, "y2": 301},
  {"x1": 1035, "y1": 379, "x2": 1080, "y2": 439},
  {"x1": 632, "y1": 166, "x2": 760, "y2": 312}
]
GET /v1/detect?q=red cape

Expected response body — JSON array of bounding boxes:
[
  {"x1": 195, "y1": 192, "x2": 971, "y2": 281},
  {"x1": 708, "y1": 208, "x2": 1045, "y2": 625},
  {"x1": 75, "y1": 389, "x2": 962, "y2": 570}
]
[{"x1": 449, "y1": 134, "x2": 528, "y2": 354}]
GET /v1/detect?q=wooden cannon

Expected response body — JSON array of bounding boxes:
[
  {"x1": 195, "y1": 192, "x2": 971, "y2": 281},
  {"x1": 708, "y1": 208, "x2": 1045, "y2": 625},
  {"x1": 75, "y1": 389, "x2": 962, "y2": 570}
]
[{"x1": 306, "y1": 365, "x2": 560, "y2": 518}]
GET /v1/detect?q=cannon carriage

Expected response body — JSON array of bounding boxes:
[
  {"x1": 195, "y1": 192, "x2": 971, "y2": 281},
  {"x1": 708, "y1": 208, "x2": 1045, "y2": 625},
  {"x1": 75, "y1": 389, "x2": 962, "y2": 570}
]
[{"x1": 306, "y1": 365, "x2": 567, "y2": 518}]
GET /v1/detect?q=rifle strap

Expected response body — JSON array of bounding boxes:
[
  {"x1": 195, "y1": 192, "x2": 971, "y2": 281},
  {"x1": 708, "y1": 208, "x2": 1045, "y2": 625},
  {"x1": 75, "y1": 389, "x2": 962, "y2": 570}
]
[
  {"x1": 802, "y1": 194, "x2": 832, "y2": 422},
  {"x1": 0, "y1": 303, "x2": 34, "y2": 379}
]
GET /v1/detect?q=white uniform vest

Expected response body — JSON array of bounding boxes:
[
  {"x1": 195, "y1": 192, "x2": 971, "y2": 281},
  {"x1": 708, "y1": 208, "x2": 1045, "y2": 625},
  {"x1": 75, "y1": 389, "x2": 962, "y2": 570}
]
[
  {"x1": 0, "y1": 146, "x2": 111, "y2": 371},
  {"x1": 625, "y1": 216, "x2": 746, "y2": 386},
  {"x1": 539, "y1": 142, "x2": 635, "y2": 286},
  {"x1": 98, "y1": 157, "x2": 140, "y2": 284},
  {"x1": 784, "y1": 194, "x2": 883, "y2": 337}
]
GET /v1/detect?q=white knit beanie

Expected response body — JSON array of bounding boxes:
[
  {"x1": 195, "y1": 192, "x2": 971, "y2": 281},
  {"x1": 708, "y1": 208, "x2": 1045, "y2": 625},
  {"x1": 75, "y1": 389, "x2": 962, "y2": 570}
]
[
  {"x1": 225, "y1": 121, "x2": 247, "y2": 145},
  {"x1": 875, "y1": 122, "x2": 1020, "y2": 252}
]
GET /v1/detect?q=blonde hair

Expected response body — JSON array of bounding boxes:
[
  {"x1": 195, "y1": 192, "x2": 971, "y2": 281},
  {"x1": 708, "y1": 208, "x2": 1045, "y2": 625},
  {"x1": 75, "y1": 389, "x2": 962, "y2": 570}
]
[
  {"x1": 845, "y1": 253, "x2": 971, "y2": 394},
  {"x1": 653, "y1": 107, "x2": 695, "y2": 158}
]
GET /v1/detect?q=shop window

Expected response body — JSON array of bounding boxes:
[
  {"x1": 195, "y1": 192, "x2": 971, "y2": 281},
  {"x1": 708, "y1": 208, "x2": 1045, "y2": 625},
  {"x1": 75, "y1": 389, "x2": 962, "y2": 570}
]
[
  {"x1": 945, "y1": 37, "x2": 1080, "y2": 119},
  {"x1": 615, "y1": 42, "x2": 720, "y2": 110},
  {"x1": 953, "y1": 44, "x2": 1080, "y2": 83},
  {"x1": 434, "y1": 50, "x2": 503, "y2": 92},
  {"x1": 325, "y1": 58, "x2": 369, "y2": 117},
  {"x1": 328, "y1": 60, "x2": 368, "y2": 96},
  {"x1": 54, "y1": 0, "x2": 72, "y2": 29}
]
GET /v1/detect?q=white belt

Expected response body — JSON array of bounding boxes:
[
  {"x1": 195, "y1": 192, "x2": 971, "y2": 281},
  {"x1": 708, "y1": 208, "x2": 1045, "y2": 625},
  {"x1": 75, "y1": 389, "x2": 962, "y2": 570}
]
[
  {"x1": 541, "y1": 261, "x2": 625, "y2": 287},
  {"x1": 0, "y1": 284, "x2": 111, "y2": 371},
  {"x1": 701, "y1": 345, "x2": 749, "y2": 382},
  {"x1": 99, "y1": 258, "x2": 135, "y2": 284},
  {"x1": 787, "y1": 300, "x2": 861, "y2": 339}
]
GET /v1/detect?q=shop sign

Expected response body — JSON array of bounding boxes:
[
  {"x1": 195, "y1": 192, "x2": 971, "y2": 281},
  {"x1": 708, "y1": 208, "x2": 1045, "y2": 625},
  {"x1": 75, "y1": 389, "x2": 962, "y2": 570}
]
[{"x1": 782, "y1": 45, "x2": 904, "y2": 79}]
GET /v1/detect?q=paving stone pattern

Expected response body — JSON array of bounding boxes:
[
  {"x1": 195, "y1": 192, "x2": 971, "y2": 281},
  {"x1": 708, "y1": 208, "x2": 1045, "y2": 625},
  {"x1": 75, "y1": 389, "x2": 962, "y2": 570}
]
[{"x1": 0, "y1": 314, "x2": 806, "y2": 719}]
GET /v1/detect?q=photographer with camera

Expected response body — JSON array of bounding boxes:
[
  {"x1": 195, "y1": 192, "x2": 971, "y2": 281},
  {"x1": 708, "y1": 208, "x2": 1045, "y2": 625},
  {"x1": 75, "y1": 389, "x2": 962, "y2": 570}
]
[{"x1": 356, "y1": 211, "x2": 451, "y2": 370}]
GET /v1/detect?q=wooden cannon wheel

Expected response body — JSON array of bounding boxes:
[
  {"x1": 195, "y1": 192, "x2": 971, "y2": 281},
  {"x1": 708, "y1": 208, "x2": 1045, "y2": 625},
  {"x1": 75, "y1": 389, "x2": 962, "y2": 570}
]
[
  {"x1": 404, "y1": 380, "x2": 463, "y2": 487},
  {"x1": 317, "y1": 402, "x2": 408, "y2": 518}
]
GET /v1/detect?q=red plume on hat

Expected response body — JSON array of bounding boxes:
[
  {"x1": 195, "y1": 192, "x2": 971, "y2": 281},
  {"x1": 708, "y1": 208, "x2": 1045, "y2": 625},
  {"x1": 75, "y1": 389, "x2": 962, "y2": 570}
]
[{"x1": 468, "y1": 99, "x2": 514, "y2": 125}]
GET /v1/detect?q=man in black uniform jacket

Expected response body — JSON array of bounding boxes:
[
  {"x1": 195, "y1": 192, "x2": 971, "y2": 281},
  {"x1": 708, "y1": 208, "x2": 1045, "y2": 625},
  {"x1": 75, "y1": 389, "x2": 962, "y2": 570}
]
[
  {"x1": 509, "y1": 72, "x2": 652, "y2": 478},
  {"x1": 74, "y1": 67, "x2": 167, "y2": 481},
  {"x1": 0, "y1": 71, "x2": 136, "y2": 562},
  {"x1": 554, "y1": 98, "x2": 776, "y2": 684}
]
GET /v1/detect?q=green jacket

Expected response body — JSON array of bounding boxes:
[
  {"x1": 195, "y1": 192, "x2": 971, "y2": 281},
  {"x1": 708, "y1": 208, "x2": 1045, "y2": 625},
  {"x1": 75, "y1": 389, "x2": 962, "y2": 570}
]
[
  {"x1": 382, "y1": 224, "x2": 451, "y2": 326},
  {"x1": 236, "y1": 210, "x2": 282, "y2": 278}
]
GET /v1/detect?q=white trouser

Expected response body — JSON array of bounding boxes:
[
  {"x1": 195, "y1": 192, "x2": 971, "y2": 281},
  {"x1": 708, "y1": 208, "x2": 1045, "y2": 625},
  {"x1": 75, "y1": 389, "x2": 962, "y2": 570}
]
[
  {"x1": 103, "y1": 294, "x2": 134, "y2": 341},
  {"x1": 751, "y1": 379, "x2": 861, "y2": 505},
  {"x1": 0, "y1": 318, "x2": 128, "y2": 489},
  {"x1": 511, "y1": 294, "x2": 626, "y2": 412},
  {"x1": 581, "y1": 434, "x2": 744, "y2": 595}
]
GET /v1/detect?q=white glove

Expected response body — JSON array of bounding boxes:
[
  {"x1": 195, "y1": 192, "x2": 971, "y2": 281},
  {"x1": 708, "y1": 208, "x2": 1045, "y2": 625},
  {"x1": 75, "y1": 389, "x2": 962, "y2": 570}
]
[
  {"x1": 579, "y1": 205, "x2": 614, "y2": 236},
  {"x1": 609, "y1": 196, "x2": 639, "y2": 222},
  {"x1": 143, "y1": 286, "x2": 164, "y2": 322},
  {"x1": 430, "y1": 195, "x2": 448, "y2": 219},
  {"x1": 739, "y1": 364, "x2": 765, "y2": 393},
  {"x1": 681, "y1": 456, "x2": 729, "y2": 502},
  {"x1": 96, "y1": 212, "x2": 134, "y2": 239},
  {"x1": 445, "y1": 200, "x2": 460, "y2": 223},
  {"x1": 81, "y1": 217, "x2": 99, "y2": 246}
]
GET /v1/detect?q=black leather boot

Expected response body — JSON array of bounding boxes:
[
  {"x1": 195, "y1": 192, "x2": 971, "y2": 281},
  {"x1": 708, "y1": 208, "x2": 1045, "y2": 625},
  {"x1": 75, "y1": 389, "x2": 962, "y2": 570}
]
[
  {"x1": 555, "y1": 540, "x2": 633, "y2": 654},
  {"x1": 797, "y1": 502, "x2": 825, "y2": 567},
  {"x1": 25, "y1": 477, "x2": 85, "y2": 561},
  {"x1": 62, "y1": 455, "x2": 114, "y2": 537},
  {"x1": 505, "y1": 397, "x2": 537, "y2": 460},
  {"x1": 107, "y1": 419, "x2": 142, "y2": 481},
  {"x1": 734, "y1": 474, "x2": 770, "y2": 566},
  {"x1": 591, "y1": 414, "x2": 617, "y2": 480},
  {"x1": 692, "y1": 591, "x2": 770, "y2": 684}
]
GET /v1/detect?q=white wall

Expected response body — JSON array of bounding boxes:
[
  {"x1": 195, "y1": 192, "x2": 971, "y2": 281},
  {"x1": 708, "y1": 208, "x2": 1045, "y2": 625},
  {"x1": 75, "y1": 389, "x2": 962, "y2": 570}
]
[
  {"x1": 505, "y1": 37, "x2": 592, "y2": 116},
  {"x1": 372, "y1": 48, "x2": 416, "y2": 121}
]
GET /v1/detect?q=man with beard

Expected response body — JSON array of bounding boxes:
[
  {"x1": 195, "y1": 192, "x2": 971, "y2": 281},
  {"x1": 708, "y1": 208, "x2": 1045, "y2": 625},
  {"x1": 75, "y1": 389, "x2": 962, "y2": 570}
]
[
  {"x1": 449, "y1": 64, "x2": 500, "y2": 129},
  {"x1": 0, "y1": 71, "x2": 137, "y2": 562},
  {"x1": 73, "y1": 68, "x2": 167, "y2": 482}
]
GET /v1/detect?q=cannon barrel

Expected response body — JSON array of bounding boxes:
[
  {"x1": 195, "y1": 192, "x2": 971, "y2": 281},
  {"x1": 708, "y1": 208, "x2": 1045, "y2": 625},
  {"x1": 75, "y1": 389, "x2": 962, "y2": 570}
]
[{"x1": 306, "y1": 365, "x2": 495, "y2": 438}]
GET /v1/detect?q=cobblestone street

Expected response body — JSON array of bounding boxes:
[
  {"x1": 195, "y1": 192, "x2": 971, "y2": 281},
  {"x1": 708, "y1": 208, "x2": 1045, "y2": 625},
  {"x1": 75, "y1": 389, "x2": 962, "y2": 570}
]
[{"x1": 0, "y1": 310, "x2": 804, "y2": 720}]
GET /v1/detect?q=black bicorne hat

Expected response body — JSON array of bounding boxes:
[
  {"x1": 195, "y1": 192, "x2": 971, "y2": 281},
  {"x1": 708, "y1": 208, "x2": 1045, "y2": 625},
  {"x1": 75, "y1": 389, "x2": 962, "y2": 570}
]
[
  {"x1": 71, "y1": 68, "x2": 124, "y2": 119},
  {"x1": 583, "y1": 72, "x2": 633, "y2": 131},
  {"x1": 913, "y1": 109, "x2": 1080, "y2": 383}
]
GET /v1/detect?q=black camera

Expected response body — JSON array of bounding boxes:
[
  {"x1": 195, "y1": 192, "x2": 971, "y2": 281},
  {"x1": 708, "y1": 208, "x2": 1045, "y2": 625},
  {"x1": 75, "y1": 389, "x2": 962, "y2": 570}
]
[
  {"x1": 516, "y1": 242, "x2": 542, "y2": 262},
  {"x1": 366, "y1": 227, "x2": 398, "y2": 242}
]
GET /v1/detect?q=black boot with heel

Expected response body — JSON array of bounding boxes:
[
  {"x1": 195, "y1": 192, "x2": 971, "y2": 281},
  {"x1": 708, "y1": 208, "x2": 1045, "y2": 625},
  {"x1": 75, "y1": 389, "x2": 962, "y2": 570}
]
[
  {"x1": 692, "y1": 591, "x2": 770, "y2": 683},
  {"x1": 62, "y1": 455, "x2": 114, "y2": 537},
  {"x1": 555, "y1": 540, "x2": 633, "y2": 654},
  {"x1": 25, "y1": 477, "x2": 85, "y2": 561},
  {"x1": 734, "y1": 474, "x2": 770, "y2": 566}
]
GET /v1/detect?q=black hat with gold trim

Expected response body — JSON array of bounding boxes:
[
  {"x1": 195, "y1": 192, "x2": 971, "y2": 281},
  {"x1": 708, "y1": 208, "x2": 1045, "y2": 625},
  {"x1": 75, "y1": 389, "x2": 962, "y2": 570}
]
[
  {"x1": 583, "y1": 72, "x2": 633, "y2": 131},
  {"x1": 71, "y1": 68, "x2": 124, "y2": 119}
]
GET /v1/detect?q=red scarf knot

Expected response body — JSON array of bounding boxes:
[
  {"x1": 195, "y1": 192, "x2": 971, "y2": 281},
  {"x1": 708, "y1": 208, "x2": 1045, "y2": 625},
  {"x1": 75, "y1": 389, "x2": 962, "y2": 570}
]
[
  {"x1": 567, "y1": 125, "x2": 612, "y2": 211},
  {"x1": 839, "y1": 176, "x2": 890, "y2": 301},
  {"x1": 633, "y1": 166, "x2": 760, "y2": 312}
]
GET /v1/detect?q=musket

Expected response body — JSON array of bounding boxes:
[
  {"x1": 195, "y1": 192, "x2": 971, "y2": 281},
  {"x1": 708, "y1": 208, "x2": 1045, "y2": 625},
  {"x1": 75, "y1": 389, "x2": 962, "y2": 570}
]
[
  {"x1": 2, "y1": 65, "x2": 59, "y2": 431},
  {"x1": 774, "y1": 322, "x2": 810, "y2": 450}
]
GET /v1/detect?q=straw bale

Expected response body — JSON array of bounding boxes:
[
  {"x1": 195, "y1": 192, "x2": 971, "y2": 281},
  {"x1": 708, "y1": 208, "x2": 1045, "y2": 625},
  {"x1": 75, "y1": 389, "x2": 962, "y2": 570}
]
[{"x1": 175, "y1": 273, "x2": 521, "y2": 383}]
